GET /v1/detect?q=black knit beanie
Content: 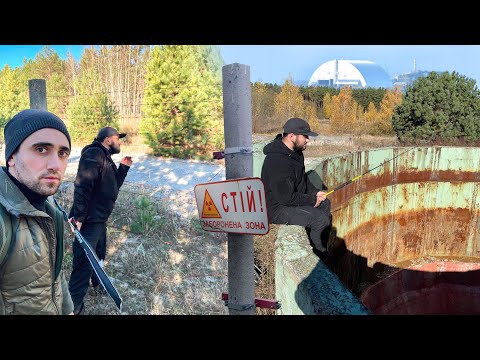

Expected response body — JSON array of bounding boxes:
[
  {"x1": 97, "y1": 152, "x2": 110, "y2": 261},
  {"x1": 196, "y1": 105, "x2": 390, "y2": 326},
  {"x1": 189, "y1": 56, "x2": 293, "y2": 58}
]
[{"x1": 4, "y1": 109, "x2": 71, "y2": 164}]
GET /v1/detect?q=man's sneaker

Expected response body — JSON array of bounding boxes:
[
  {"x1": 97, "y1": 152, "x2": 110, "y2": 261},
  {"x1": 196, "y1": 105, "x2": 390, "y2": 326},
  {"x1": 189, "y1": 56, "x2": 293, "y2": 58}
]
[{"x1": 73, "y1": 302, "x2": 85, "y2": 315}]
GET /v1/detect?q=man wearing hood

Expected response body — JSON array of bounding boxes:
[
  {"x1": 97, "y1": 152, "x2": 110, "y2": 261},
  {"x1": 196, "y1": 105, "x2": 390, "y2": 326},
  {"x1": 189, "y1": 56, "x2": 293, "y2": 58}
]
[
  {"x1": 261, "y1": 118, "x2": 331, "y2": 255},
  {"x1": 68, "y1": 126, "x2": 133, "y2": 314}
]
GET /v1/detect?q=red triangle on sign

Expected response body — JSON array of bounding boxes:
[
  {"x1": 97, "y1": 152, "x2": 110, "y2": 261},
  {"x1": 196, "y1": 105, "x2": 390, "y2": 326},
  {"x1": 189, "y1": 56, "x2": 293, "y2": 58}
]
[{"x1": 201, "y1": 190, "x2": 222, "y2": 218}]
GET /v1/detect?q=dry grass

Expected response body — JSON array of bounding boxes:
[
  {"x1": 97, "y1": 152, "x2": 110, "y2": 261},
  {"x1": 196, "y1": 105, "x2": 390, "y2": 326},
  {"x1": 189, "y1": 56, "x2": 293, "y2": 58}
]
[
  {"x1": 304, "y1": 135, "x2": 399, "y2": 160},
  {"x1": 254, "y1": 122, "x2": 398, "y2": 162},
  {"x1": 57, "y1": 182, "x2": 228, "y2": 315},
  {"x1": 254, "y1": 224, "x2": 279, "y2": 315}
]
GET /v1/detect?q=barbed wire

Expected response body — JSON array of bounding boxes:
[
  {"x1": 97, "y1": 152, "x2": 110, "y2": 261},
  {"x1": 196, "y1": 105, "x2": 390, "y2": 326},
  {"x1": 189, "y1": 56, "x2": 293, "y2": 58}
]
[
  {"x1": 206, "y1": 168, "x2": 224, "y2": 183},
  {"x1": 49, "y1": 101, "x2": 223, "y2": 115},
  {"x1": 62, "y1": 158, "x2": 225, "y2": 206},
  {"x1": 57, "y1": 114, "x2": 223, "y2": 121},
  {"x1": 59, "y1": 144, "x2": 233, "y2": 284},
  {"x1": 49, "y1": 98, "x2": 222, "y2": 112},
  {"x1": 46, "y1": 83, "x2": 222, "y2": 98}
]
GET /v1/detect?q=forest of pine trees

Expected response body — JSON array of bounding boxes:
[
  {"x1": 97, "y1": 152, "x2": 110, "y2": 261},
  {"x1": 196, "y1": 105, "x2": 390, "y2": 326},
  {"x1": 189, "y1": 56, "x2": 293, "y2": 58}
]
[{"x1": 0, "y1": 46, "x2": 404, "y2": 159}]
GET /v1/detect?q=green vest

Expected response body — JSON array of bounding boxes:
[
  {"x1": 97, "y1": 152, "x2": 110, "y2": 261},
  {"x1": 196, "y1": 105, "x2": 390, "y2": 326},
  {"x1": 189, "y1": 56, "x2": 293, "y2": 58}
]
[{"x1": 0, "y1": 169, "x2": 71, "y2": 315}]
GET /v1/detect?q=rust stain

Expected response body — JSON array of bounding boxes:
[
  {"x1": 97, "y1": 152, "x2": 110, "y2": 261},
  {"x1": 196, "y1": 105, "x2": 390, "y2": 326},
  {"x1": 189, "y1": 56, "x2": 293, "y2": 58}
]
[
  {"x1": 316, "y1": 147, "x2": 480, "y2": 309},
  {"x1": 397, "y1": 217, "x2": 407, "y2": 227},
  {"x1": 342, "y1": 208, "x2": 473, "y2": 262},
  {"x1": 403, "y1": 232, "x2": 422, "y2": 250},
  {"x1": 328, "y1": 169, "x2": 480, "y2": 211},
  {"x1": 360, "y1": 261, "x2": 480, "y2": 314},
  {"x1": 326, "y1": 208, "x2": 478, "y2": 296}
]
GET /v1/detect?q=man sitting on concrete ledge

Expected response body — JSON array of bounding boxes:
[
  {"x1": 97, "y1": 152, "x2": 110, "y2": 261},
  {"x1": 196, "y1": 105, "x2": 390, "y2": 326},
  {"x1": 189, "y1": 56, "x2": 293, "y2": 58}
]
[{"x1": 261, "y1": 117, "x2": 332, "y2": 256}]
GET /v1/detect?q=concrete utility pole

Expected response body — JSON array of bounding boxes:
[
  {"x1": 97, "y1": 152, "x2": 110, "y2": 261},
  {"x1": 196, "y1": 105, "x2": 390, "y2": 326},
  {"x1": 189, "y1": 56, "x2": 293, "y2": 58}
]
[
  {"x1": 28, "y1": 79, "x2": 47, "y2": 110},
  {"x1": 222, "y1": 63, "x2": 255, "y2": 315}
]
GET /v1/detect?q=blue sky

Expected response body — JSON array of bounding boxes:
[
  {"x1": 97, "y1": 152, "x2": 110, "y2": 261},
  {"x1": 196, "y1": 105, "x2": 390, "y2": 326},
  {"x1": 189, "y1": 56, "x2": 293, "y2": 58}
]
[
  {"x1": 221, "y1": 45, "x2": 480, "y2": 85},
  {"x1": 0, "y1": 45, "x2": 85, "y2": 68},
  {"x1": 2, "y1": 45, "x2": 480, "y2": 86}
]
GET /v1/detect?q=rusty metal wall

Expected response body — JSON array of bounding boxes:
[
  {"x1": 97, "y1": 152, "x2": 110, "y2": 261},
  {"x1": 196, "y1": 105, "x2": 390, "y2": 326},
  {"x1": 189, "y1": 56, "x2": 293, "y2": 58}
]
[{"x1": 310, "y1": 146, "x2": 480, "y2": 295}]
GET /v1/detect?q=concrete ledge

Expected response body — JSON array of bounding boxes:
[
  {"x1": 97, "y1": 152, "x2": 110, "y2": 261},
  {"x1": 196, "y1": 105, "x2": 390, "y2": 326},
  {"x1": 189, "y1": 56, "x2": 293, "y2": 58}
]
[
  {"x1": 275, "y1": 224, "x2": 370, "y2": 315},
  {"x1": 273, "y1": 159, "x2": 370, "y2": 315}
]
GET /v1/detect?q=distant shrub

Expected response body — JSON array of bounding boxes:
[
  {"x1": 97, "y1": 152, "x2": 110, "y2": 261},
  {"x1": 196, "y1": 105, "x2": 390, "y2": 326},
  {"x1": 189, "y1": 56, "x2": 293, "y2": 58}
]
[
  {"x1": 131, "y1": 196, "x2": 159, "y2": 234},
  {"x1": 392, "y1": 71, "x2": 480, "y2": 144}
]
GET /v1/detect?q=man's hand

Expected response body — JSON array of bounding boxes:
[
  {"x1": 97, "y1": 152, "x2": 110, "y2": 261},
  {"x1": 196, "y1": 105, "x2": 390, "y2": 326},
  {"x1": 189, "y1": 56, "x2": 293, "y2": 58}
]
[
  {"x1": 120, "y1": 156, "x2": 133, "y2": 166},
  {"x1": 68, "y1": 218, "x2": 82, "y2": 232},
  {"x1": 314, "y1": 191, "x2": 327, "y2": 208}
]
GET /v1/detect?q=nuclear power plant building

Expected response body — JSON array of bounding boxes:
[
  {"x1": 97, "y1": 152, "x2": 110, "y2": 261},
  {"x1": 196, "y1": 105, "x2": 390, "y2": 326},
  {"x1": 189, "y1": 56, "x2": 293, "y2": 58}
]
[{"x1": 308, "y1": 59, "x2": 393, "y2": 89}]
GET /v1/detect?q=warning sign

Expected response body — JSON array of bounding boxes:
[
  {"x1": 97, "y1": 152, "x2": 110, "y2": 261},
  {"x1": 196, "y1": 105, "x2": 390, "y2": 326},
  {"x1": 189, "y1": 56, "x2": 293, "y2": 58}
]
[
  {"x1": 194, "y1": 177, "x2": 269, "y2": 235},
  {"x1": 201, "y1": 190, "x2": 221, "y2": 218}
]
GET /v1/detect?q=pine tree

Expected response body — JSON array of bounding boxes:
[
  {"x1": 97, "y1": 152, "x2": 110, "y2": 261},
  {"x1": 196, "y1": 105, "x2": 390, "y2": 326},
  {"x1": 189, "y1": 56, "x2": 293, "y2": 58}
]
[
  {"x1": 140, "y1": 45, "x2": 223, "y2": 159},
  {"x1": 0, "y1": 65, "x2": 29, "y2": 136},
  {"x1": 21, "y1": 46, "x2": 69, "y2": 119},
  {"x1": 66, "y1": 67, "x2": 119, "y2": 142},
  {"x1": 392, "y1": 71, "x2": 480, "y2": 143}
]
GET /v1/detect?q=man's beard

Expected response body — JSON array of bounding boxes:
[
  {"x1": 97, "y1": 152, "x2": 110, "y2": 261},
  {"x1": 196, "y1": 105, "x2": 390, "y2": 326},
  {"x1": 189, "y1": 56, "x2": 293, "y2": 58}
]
[
  {"x1": 109, "y1": 144, "x2": 121, "y2": 155},
  {"x1": 17, "y1": 170, "x2": 61, "y2": 196},
  {"x1": 39, "y1": 180, "x2": 61, "y2": 195},
  {"x1": 293, "y1": 140, "x2": 306, "y2": 152}
]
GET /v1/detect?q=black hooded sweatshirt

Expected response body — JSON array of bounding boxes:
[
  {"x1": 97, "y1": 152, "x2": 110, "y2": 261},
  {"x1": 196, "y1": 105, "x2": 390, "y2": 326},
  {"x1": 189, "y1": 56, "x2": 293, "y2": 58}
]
[
  {"x1": 70, "y1": 141, "x2": 130, "y2": 223},
  {"x1": 261, "y1": 134, "x2": 319, "y2": 220}
]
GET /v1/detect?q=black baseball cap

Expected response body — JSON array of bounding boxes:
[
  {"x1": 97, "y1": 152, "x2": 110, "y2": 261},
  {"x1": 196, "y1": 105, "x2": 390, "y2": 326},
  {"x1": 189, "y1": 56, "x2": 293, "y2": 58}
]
[
  {"x1": 95, "y1": 126, "x2": 126, "y2": 142},
  {"x1": 283, "y1": 118, "x2": 318, "y2": 137}
]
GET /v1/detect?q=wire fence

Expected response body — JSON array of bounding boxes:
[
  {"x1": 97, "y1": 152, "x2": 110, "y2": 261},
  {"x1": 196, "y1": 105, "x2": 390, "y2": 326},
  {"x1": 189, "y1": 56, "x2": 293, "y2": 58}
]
[
  {"x1": 43, "y1": 84, "x2": 225, "y2": 138},
  {"x1": 46, "y1": 82, "x2": 222, "y2": 98}
]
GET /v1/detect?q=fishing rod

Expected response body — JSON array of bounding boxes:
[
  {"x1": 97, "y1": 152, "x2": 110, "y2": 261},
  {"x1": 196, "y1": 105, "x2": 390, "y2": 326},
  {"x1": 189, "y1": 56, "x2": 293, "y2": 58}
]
[
  {"x1": 52, "y1": 197, "x2": 123, "y2": 312},
  {"x1": 325, "y1": 147, "x2": 415, "y2": 197}
]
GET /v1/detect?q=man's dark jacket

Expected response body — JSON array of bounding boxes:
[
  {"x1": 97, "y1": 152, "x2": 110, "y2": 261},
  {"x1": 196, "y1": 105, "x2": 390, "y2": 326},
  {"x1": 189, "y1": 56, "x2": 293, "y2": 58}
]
[
  {"x1": 261, "y1": 134, "x2": 319, "y2": 220},
  {"x1": 70, "y1": 141, "x2": 130, "y2": 223}
]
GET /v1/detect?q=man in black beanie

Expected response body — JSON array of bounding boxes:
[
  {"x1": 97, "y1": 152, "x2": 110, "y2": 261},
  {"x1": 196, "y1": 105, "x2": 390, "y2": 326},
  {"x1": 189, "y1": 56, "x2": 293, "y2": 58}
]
[
  {"x1": 0, "y1": 109, "x2": 74, "y2": 315},
  {"x1": 68, "y1": 126, "x2": 133, "y2": 315}
]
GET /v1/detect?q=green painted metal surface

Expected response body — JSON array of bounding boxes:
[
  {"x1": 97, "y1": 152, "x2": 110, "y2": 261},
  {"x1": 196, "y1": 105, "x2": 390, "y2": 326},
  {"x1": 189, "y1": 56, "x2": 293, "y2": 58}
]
[
  {"x1": 311, "y1": 146, "x2": 480, "y2": 301},
  {"x1": 311, "y1": 146, "x2": 480, "y2": 263},
  {"x1": 253, "y1": 141, "x2": 268, "y2": 179}
]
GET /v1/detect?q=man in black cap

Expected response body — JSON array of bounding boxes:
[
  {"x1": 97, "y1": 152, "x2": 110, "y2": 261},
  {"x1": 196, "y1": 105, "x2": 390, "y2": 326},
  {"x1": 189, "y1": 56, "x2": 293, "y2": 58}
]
[
  {"x1": 68, "y1": 126, "x2": 133, "y2": 314},
  {"x1": 261, "y1": 117, "x2": 332, "y2": 256},
  {"x1": 0, "y1": 109, "x2": 74, "y2": 314}
]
